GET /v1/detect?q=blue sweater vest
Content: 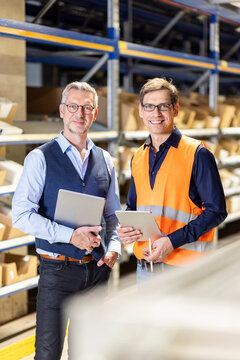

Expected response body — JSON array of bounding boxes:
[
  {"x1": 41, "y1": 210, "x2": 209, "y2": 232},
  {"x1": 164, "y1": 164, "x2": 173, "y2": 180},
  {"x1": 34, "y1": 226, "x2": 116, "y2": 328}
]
[{"x1": 35, "y1": 140, "x2": 111, "y2": 260}]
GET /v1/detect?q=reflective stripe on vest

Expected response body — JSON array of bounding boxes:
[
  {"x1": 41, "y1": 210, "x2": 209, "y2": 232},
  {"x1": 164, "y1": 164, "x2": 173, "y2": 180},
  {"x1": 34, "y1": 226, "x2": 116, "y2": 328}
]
[
  {"x1": 137, "y1": 205, "x2": 198, "y2": 223},
  {"x1": 131, "y1": 135, "x2": 214, "y2": 266}
]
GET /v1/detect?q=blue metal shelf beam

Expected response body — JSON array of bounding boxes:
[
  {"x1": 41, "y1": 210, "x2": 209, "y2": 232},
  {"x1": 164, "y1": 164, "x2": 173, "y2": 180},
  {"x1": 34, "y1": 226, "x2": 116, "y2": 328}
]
[
  {"x1": 42, "y1": 0, "x2": 240, "y2": 26},
  {"x1": 158, "y1": 0, "x2": 240, "y2": 25},
  {"x1": 0, "y1": 18, "x2": 116, "y2": 54},
  {"x1": 219, "y1": 60, "x2": 240, "y2": 74},
  {"x1": 0, "y1": 17, "x2": 239, "y2": 75},
  {"x1": 119, "y1": 41, "x2": 216, "y2": 69}
]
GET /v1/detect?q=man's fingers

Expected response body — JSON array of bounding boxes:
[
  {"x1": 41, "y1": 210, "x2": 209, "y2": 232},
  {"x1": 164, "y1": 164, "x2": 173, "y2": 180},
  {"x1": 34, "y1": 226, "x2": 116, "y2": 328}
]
[
  {"x1": 121, "y1": 234, "x2": 142, "y2": 244},
  {"x1": 97, "y1": 258, "x2": 104, "y2": 267},
  {"x1": 117, "y1": 226, "x2": 143, "y2": 243}
]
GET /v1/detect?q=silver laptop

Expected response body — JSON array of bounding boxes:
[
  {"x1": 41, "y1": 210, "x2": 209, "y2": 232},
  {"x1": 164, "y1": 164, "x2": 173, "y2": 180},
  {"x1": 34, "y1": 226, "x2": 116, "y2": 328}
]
[{"x1": 54, "y1": 189, "x2": 105, "y2": 229}]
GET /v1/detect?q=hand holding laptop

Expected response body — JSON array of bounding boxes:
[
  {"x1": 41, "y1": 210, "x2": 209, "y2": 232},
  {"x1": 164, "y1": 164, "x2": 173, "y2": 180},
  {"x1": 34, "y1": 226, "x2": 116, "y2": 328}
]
[
  {"x1": 70, "y1": 225, "x2": 102, "y2": 252},
  {"x1": 54, "y1": 190, "x2": 106, "y2": 252}
]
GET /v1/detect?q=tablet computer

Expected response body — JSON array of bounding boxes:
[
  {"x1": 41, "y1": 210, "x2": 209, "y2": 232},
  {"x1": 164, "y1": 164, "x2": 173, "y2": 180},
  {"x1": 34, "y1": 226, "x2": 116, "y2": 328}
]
[
  {"x1": 54, "y1": 189, "x2": 105, "y2": 229},
  {"x1": 115, "y1": 210, "x2": 162, "y2": 242}
]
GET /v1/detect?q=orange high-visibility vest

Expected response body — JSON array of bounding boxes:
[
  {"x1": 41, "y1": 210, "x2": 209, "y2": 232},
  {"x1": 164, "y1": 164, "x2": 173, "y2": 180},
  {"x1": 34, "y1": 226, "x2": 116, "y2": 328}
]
[{"x1": 131, "y1": 135, "x2": 214, "y2": 266}]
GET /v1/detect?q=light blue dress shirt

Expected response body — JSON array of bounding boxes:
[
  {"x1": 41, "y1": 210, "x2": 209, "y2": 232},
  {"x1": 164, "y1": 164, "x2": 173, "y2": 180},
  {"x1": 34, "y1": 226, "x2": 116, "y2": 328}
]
[{"x1": 12, "y1": 132, "x2": 122, "y2": 257}]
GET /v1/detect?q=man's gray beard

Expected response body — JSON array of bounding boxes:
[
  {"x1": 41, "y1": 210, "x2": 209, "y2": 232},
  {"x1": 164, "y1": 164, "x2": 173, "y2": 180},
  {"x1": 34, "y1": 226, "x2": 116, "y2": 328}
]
[{"x1": 68, "y1": 123, "x2": 87, "y2": 135}]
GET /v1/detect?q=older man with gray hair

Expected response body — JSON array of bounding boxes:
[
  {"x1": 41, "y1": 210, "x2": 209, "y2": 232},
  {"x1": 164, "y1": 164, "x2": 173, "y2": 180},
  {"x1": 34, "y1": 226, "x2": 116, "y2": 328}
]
[{"x1": 12, "y1": 81, "x2": 121, "y2": 360}]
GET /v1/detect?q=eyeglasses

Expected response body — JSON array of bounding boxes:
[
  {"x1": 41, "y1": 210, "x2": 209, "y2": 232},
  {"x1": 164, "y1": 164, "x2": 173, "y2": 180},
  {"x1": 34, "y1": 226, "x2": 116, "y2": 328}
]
[
  {"x1": 62, "y1": 103, "x2": 95, "y2": 114},
  {"x1": 142, "y1": 103, "x2": 172, "y2": 112}
]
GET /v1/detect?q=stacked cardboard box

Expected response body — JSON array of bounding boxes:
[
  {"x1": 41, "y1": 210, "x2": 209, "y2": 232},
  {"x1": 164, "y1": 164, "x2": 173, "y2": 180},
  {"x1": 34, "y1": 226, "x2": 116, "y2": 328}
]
[
  {"x1": 219, "y1": 168, "x2": 240, "y2": 214},
  {"x1": 204, "y1": 138, "x2": 240, "y2": 159},
  {"x1": 118, "y1": 146, "x2": 138, "y2": 171},
  {"x1": 96, "y1": 87, "x2": 146, "y2": 131},
  {"x1": 0, "y1": 211, "x2": 26, "y2": 240},
  {"x1": 0, "y1": 253, "x2": 37, "y2": 286}
]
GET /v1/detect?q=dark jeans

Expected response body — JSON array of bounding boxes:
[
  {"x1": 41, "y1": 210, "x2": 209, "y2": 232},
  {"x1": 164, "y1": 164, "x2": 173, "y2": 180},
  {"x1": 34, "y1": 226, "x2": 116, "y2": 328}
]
[{"x1": 34, "y1": 257, "x2": 111, "y2": 360}]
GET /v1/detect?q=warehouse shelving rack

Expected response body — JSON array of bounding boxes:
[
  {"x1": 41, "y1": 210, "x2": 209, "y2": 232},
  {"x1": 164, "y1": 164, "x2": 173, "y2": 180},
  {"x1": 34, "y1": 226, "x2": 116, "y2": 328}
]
[
  {"x1": 0, "y1": 0, "x2": 239, "y2": 298},
  {"x1": 0, "y1": 0, "x2": 240, "y2": 115}
]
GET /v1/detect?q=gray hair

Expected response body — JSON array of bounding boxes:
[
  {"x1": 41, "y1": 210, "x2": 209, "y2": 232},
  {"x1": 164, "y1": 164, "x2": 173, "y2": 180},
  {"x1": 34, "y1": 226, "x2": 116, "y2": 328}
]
[{"x1": 61, "y1": 81, "x2": 98, "y2": 107}]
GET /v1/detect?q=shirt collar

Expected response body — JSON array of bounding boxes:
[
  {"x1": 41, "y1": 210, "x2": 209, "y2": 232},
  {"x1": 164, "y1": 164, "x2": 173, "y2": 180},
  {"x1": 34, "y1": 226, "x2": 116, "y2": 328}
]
[
  {"x1": 144, "y1": 126, "x2": 182, "y2": 150},
  {"x1": 56, "y1": 131, "x2": 96, "y2": 153}
]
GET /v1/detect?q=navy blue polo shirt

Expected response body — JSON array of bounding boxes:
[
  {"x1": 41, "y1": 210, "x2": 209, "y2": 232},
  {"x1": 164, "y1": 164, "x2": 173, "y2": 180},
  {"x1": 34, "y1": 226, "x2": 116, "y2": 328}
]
[{"x1": 126, "y1": 127, "x2": 227, "y2": 248}]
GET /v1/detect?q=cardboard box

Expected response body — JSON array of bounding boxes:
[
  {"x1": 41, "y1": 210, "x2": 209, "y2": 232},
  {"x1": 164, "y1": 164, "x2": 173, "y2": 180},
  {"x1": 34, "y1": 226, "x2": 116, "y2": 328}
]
[
  {"x1": 191, "y1": 119, "x2": 206, "y2": 129},
  {"x1": 0, "y1": 99, "x2": 18, "y2": 125},
  {"x1": 219, "y1": 139, "x2": 240, "y2": 156},
  {"x1": 27, "y1": 86, "x2": 64, "y2": 115},
  {"x1": 205, "y1": 116, "x2": 220, "y2": 128},
  {"x1": 0, "y1": 159, "x2": 23, "y2": 186},
  {"x1": 119, "y1": 146, "x2": 138, "y2": 171},
  {"x1": 0, "y1": 291, "x2": 28, "y2": 325},
  {"x1": 219, "y1": 104, "x2": 236, "y2": 128},
  {"x1": 0, "y1": 212, "x2": 26, "y2": 240},
  {"x1": 204, "y1": 140, "x2": 218, "y2": 156},
  {"x1": 96, "y1": 93, "x2": 108, "y2": 127},
  {"x1": 0, "y1": 168, "x2": 6, "y2": 186},
  {"x1": 95, "y1": 88, "x2": 146, "y2": 131},
  {"x1": 120, "y1": 102, "x2": 138, "y2": 131},
  {"x1": 233, "y1": 109, "x2": 240, "y2": 127},
  {"x1": 0, "y1": 223, "x2": 6, "y2": 241},
  {"x1": 0, "y1": 253, "x2": 38, "y2": 285},
  {"x1": 175, "y1": 108, "x2": 196, "y2": 129},
  {"x1": 228, "y1": 195, "x2": 240, "y2": 214}
]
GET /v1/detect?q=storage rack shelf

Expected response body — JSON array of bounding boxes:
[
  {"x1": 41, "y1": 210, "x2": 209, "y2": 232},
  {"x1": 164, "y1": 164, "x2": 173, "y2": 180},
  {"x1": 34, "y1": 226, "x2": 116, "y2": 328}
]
[
  {"x1": 218, "y1": 156, "x2": 240, "y2": 169},
  {"x1": 123, "y1": 128, "x2": 240, "y2": 141},
  {"x1": 0, "y1": 130, "x2": 118, "y2": 146},
  {"x1": 0, "y1": 235, "x2": 35, "y2": 252},
  {"x1": 0, "y1": 184, "x2": 17, "y2": 196},
  {"x1": 0, "y1": 236, "x2": 37, "y2": 298},
  {"x1": 0, "y1": 17, "x2": 240, "y2": 76},
  {"x1": 224, "y1": 186, "x2": 240, "y2": 198},
  {"x1": 161, "y1": 0, "x2": 240, "y2": 24},
  {"x1": 0, "y1": 276, "x2": 39, "y2": 299},
  {"x1": 224, "y1": 211, "x2": 240, "y2": 224}
]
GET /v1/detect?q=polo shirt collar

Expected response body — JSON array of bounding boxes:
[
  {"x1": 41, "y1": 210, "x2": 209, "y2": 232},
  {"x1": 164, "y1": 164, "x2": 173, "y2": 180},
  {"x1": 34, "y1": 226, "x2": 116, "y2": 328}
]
[{"x1": 144, "y1": 126, "x2": 182, "y2": 150}]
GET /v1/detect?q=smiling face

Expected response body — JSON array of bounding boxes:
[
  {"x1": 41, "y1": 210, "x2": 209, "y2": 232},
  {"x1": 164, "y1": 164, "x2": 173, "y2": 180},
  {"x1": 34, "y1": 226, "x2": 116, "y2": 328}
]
[
  {"x1": 139, "y1": 89, "x2": 178, "y2": 137},
  {"x1": 59, "y1": 88, "x2": 98, "y2": 140}
]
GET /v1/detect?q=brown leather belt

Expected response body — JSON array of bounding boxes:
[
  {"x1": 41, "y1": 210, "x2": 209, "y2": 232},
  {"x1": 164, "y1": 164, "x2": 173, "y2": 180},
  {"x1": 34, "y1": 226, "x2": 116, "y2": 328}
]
[{"x1": 40, "y1": 254, "x2": 95, "y2": 264}]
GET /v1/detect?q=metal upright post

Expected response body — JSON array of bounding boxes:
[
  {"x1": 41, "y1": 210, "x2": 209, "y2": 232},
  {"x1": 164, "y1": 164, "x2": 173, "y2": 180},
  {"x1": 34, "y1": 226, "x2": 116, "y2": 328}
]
[
  {"x1": 199, "y1": 16, "x2": 208, "y2": 96},
  {"x1": 210, "y1": 12, "x2": 220, "y2": 248},
  {"x1": 107, "y1": 0, "x2": 120, "y2": 139},
  {"x1": 123, "y1": 0, "x2": 133, "y2": 93},
  {"x1": 209, "y1": 13, "x2": 219, "y2": 112},
  {"x1": 107, "y1": 0, "x2": 120, "y2": 288}
]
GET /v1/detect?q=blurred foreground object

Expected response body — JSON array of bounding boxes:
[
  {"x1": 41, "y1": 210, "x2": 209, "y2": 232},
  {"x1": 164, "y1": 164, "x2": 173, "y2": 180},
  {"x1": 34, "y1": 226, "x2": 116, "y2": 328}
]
[{"x1": 66, "y1": 240, "x2": 240, "y2": 360}]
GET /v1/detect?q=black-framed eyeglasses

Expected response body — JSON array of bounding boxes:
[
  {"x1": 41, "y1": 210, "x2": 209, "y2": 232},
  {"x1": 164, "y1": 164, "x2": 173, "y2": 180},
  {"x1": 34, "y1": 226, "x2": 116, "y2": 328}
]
[
  {"x1": 62, "y1": 103, "x2": 95, "y2": 114},
  {"x1": 142, "y1": 103, "x2": 172, "y2": 112}
]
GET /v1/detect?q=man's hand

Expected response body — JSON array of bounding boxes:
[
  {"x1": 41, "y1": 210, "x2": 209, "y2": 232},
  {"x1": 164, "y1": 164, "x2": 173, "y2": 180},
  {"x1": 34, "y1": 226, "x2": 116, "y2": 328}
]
[
  {"x1": 70, "y1": 226, "x2": 102, "y2": 252},
  {"x1": 97, "y1": 251, "x2": 119, "y2": 268},
  {"x1": 142, "y1": 236, "x2": 174, "y2": 263},
  {"x1": 117, "y1": 225, "x2": 142, "y2": 245}
]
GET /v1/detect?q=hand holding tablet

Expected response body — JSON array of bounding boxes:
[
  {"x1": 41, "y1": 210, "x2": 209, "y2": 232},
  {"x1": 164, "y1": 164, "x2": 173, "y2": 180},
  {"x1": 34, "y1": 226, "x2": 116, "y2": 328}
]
[{"x1": 115, "y1": 210, "x2": 162, "y2": 242}]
